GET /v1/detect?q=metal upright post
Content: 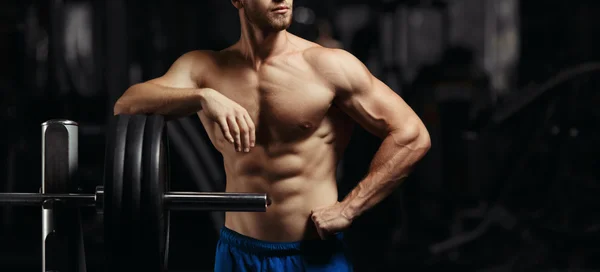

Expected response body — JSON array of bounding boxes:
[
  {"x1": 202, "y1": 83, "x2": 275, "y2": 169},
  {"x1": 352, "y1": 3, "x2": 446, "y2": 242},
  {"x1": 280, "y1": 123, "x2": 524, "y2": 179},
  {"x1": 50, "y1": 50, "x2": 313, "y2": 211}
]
[{"x1": 41, "y1": 120, "x2": 86, "y2": 272}]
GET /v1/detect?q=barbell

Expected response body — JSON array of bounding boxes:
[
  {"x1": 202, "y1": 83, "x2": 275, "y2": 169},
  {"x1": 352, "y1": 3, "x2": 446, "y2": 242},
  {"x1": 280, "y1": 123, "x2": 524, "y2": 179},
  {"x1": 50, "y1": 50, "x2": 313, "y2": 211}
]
[
  {"x1": 0, "y1": 114, "x2": 270, "y2": 272},
  {"x1": 0, "y1": 187, "x2": 269, "y2": 211}
]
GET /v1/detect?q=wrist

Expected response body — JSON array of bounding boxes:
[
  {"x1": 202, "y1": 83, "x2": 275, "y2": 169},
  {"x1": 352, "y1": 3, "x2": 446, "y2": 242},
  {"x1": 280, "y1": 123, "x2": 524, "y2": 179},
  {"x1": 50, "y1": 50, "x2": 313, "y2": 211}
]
[
  {"x1": 196, "y1": 88, "x2": 212, "y2": 108},
  {"x1": 340, "y1": 195, "x2": 362, "y2": 221}
]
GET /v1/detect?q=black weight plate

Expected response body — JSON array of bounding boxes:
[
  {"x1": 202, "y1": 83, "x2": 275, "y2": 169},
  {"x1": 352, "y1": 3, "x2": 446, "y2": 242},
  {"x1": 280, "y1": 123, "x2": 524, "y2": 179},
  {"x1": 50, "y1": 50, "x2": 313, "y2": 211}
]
[
  {"x1": 141, "y1": 115, "x2": 170, "y2": 272},
  {"x1": 122, "y1": 115, "x2": 147, "y2": 270},
  {"x1": 103, "y1": 114, "x2": 129, "y2": 269}
]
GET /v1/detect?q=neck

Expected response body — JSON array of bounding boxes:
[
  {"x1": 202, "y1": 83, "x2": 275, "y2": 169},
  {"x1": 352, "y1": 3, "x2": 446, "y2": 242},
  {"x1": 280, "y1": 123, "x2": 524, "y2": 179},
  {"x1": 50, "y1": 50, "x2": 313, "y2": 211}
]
[{"x1": 238, "y1": 15, "x2": 290, "y2": 65}]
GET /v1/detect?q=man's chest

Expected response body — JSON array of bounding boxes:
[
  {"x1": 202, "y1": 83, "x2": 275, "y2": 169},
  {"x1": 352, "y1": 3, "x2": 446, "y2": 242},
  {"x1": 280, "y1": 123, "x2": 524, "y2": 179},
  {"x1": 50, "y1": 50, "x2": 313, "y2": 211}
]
[{"x1": 204, "y1": 61, "x2": 336, "y2": 137}]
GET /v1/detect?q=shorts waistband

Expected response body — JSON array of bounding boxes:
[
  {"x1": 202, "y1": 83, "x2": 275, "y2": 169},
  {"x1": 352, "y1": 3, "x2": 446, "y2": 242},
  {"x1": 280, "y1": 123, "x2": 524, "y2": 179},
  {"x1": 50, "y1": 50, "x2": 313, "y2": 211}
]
[{"x1": 218, "y1": 226, "x2": 344, "y2": 256}]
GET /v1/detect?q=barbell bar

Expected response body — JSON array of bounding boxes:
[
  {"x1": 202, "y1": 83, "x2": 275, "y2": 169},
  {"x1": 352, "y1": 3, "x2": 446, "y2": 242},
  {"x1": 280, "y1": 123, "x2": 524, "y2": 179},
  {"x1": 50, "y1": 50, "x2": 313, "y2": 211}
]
[
  {"x1": 0, "y1": 192, "x2": 97, "y2": 206},
  {"x1": 0, "y1": 186, "x2": 270, "y2": 211}
]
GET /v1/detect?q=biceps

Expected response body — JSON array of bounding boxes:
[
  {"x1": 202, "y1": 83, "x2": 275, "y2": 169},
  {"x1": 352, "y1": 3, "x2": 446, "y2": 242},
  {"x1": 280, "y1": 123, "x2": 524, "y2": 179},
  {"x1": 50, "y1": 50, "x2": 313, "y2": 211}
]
[{"x1": 337, "y1": 79, "x2": 418, "y2": 138}]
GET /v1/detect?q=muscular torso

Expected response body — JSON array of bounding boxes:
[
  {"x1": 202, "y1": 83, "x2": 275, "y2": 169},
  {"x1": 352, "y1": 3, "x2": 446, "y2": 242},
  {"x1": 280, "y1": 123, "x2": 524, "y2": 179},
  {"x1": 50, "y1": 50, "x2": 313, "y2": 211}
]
[{"x1": 197, "y1": 41, "x2": 353, "y2": 242}]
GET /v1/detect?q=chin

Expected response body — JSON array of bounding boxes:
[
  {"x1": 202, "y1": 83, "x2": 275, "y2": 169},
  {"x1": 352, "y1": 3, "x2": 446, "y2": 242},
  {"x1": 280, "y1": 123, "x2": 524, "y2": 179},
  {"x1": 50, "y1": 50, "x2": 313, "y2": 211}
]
[
  {"x1": 271, "y1": 22, "x2": 292, "y2": 31},
  {"x1": 272, "y1": 25, "x2": 290, "y2": 31},
  {"x1": 267, "y1": 16, "x2": 292, "y2": 30}
]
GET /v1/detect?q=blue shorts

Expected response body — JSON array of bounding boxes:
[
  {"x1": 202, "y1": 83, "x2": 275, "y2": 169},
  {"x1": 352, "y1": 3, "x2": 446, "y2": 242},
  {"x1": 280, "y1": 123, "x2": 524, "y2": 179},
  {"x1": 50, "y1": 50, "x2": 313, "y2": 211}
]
[{"x1": 214, "y1": 227, "x2": 353, "y2": 272}]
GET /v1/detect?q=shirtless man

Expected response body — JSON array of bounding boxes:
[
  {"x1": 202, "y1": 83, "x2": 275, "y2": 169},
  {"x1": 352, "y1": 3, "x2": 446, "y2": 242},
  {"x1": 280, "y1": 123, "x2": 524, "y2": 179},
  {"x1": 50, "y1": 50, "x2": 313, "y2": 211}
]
[{"x1": 113, "y1": 0, "x2": 430, "y2": 271}]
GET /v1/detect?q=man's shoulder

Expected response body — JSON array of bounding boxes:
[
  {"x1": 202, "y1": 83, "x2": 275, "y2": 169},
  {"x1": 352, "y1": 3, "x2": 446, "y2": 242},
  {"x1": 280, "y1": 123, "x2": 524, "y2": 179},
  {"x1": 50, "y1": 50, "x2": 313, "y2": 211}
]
[
  {"x1": 303, "y1": 46, "x2": 361, "y2": 71},
  {"x1": 179, "y1": 50, "x2": 219, "y2": 63},
  {"x1": 173, "y1": 50, "x2": 226, "y2": 76},
  {"x1": 302, "y1": 46, "x2": 372, "y2": 93}
]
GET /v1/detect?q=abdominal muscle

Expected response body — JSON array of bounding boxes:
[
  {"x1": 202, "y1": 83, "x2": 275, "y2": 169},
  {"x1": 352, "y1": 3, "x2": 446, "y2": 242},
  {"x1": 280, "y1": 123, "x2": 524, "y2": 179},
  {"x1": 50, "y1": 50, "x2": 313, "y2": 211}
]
[{"x1": 218, "y1": 135, "x2": 341, "y2": 242}]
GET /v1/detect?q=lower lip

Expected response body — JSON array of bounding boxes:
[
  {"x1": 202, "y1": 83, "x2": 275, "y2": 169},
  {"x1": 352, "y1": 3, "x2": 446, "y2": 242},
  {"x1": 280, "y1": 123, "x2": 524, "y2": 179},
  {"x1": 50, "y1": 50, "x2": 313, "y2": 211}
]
[{"x1": 273, "y1": 8, "x2": 289, "y2": 14}]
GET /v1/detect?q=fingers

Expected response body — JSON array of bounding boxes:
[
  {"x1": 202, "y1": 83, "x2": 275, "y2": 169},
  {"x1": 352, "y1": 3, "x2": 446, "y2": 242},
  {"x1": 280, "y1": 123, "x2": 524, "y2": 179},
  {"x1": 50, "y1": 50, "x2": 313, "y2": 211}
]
[
  {"x1": 236, "y1": 115, "x2": 251, "y2": 152},
  {"x1": 244, "y1": 114, "x2": 256, "y2": 148},
  {"x1": 316, "y1": 228, "x2": 327, "y2": 240},
  {"x1": 219, "y1": 108, "x2": 255, "y2": 153},
  {"x1": 311, "y1": 212, "x2": 330, "y2": 240},
  {"x1": 226, "y1": 116, "x2": 242, "y2": 152},
  {"x1": 218, "y1": 117, "x2": 235, "y2": 144}
]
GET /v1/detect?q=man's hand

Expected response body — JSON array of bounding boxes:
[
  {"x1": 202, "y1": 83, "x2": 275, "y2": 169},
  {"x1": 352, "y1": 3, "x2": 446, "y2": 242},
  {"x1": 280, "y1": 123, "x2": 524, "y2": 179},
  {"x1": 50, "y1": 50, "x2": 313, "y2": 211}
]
[
  {"x1": 200, "y1": 88, "x2": 256, "y2": 152},
  {"x1": 310, "y1": 202, "x2": 353, "y2": 239}
]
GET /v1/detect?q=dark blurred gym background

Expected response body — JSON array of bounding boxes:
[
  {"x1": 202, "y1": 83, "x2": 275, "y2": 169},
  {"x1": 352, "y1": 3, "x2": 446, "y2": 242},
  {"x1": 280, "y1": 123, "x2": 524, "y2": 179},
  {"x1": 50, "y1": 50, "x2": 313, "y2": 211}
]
[{"x1": 1, "y1": 0, "x2": 600, "y2": 271}]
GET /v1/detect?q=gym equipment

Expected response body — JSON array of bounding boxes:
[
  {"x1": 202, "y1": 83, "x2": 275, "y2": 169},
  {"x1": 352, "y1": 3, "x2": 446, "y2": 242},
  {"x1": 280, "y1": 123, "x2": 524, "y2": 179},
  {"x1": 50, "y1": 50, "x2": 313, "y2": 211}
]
[{"x1": 0, "y1": 114, "x2": 270, "y2": 272}]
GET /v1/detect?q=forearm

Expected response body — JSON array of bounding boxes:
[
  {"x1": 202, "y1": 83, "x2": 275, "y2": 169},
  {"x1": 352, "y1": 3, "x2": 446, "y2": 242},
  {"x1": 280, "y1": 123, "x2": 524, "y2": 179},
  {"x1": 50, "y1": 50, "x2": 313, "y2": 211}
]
[
  {"x1": 114, "y1": 83, "x2": 206, "y2": 118},
  {"x1": 340, "y1": 127, "x2": 430, "y2": 219}
]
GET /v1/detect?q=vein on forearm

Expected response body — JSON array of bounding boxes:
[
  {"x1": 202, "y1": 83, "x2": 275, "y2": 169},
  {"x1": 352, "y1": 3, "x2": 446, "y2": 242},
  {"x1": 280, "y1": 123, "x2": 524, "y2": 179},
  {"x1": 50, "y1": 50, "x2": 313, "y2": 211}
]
[{"x1": 342, "y1": 129, "x2": 429, "y2": 218}]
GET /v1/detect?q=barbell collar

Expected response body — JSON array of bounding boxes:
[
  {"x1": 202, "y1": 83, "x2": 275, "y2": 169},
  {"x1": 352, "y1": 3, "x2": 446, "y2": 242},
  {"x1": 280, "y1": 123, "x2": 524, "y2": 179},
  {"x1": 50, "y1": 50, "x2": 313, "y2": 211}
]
[{"x1": 95, "y1": 186, "x2": 104, "y2": 213}]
